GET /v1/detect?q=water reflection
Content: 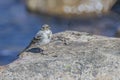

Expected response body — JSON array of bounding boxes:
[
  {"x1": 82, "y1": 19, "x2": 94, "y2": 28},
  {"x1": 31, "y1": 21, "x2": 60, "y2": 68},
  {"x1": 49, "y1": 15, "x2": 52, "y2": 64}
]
[{"x1": 0, "y1": 0, "x2": 120, "y2": 65}]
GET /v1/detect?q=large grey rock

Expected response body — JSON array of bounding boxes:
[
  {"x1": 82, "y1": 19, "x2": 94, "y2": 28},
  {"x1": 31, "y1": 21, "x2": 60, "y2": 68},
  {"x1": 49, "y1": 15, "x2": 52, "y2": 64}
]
[
  {"x1": 26, "y1": 0, "x2": 117, "y2": 18},
  {"x1": 0, "y1": 31, "x2": 120, "y2": 80}
]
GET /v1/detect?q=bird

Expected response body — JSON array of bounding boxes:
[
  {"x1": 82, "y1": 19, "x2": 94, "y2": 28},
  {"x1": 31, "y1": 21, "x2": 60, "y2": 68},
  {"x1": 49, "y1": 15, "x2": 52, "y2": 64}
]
[{"x1": 18, "y1": 24, "x2": 52, "y2": 57}]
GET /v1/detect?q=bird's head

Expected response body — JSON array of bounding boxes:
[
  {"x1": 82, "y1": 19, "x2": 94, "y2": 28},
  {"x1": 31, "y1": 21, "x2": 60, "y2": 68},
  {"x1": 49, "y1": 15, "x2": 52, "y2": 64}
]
[{"x1": 41, "y1": 24, "x2": 51, "y2": 31}]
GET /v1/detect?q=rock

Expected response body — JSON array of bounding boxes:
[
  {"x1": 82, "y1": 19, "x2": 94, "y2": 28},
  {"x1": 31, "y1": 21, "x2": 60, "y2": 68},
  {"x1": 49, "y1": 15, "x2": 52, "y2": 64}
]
[
  {"x1": 26, "y1": 0, "x2": 117, "y2": 18},
  {"x1": 0, "y1": 31, "x2": 120, "y2": 80}
]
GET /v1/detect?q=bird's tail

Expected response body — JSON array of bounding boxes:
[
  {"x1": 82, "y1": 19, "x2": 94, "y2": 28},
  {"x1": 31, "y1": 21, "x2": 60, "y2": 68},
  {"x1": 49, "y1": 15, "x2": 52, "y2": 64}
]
[{"x1": 17, "y1": 38, "x2": 35, "y2": 57}]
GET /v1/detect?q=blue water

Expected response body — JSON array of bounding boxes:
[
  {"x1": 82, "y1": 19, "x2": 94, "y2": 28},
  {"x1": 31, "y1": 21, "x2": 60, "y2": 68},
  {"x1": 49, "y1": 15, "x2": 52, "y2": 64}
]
[{"x1": 0, "y1": 0, "x2": 120, "y2": 65}]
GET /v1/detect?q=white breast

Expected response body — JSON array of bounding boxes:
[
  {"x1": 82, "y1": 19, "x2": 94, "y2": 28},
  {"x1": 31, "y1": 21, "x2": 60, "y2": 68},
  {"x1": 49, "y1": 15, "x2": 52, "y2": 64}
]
[{"x1": 37, "y1": 30, "x2": 52, "y2": 45}]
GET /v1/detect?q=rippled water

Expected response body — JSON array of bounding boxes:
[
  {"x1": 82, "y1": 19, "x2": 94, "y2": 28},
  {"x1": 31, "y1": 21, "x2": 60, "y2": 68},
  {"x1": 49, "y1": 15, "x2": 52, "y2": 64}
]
[{"x1": 0, "y1": 0, "x2": 120, "y2": 65}]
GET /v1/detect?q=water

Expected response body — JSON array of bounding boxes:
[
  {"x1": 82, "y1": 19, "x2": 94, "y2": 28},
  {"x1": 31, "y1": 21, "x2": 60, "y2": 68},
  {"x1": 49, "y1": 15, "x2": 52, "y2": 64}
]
[{"x1": 0, "y1": 0, "x2": 120, "y2": 65}]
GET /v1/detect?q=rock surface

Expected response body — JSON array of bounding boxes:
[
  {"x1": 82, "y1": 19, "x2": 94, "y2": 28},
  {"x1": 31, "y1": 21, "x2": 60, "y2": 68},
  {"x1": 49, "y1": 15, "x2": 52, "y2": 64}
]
[
  {"x1": 26, "y1": 0, "x2": 117, "y2": 18},
  {"x1": 0, "y1": 31, "x2": 120, "y2": 80}
]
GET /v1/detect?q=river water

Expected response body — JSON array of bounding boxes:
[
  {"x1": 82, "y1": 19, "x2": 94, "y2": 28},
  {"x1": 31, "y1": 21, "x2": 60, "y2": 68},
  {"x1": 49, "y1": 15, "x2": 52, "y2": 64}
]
[{"x1": 0, "y1": 0, "x2": 120, "y2": 65}]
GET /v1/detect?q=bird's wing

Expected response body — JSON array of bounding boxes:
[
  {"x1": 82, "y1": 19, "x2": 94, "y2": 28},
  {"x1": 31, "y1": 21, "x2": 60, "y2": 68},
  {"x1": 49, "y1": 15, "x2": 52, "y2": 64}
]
[
  {"x1": 29, "y1": 31, "x2": 43, "y2": 45},
  {"x1": 31, "y1": 37, "x2": 40, "y2": 44},
  {"x1": 20, "y1": 37, "x2": 39, "y2": 52},
  {"x1": 18, "y1": 31, "x2": 43, "y2": 54},
  {"x1": 35, "y1": 31, "x2": 43, "y2": 39}
]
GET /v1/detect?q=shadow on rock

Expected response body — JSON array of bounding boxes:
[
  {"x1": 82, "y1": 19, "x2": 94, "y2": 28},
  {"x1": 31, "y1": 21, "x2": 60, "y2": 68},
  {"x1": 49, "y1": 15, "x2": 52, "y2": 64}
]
[{"x1": 26, "y1": 48, "x2": 43, "y2": 53}]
